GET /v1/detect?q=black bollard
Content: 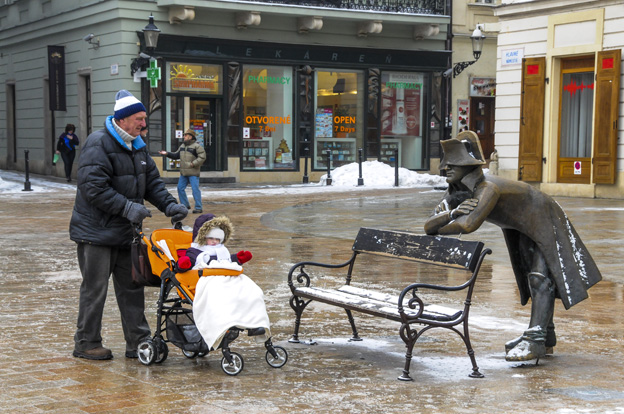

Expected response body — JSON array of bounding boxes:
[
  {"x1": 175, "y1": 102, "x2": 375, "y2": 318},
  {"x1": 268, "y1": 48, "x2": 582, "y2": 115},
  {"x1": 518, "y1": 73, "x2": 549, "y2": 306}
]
[
  {"x1": 302, "y1": 146, "x2": 309, "y2": 184},
  {"x1": 22, "y1": 149, "x2": 33, "y2": 191},
  {"x1": 326, "y1": 148, "x2": 332, "y2": 186},
  {"x1": 357, "y1": 148, "x2": 364, "y2": 186},
  {"x1": 394, "y1": 148, "x2": 399, "y2": 187}
]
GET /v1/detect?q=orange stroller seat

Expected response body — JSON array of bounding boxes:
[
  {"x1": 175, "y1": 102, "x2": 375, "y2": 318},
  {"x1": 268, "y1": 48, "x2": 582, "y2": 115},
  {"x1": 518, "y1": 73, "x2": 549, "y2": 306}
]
[{"x1": 142, "y1": 228, "x2": 242, "y2": 300}]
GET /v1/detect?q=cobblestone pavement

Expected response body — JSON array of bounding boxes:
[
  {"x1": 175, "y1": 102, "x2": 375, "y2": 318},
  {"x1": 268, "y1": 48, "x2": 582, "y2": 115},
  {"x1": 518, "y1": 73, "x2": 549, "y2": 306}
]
[{"x1": 1, "y1": 173, "x2": 624, "y2": 413}]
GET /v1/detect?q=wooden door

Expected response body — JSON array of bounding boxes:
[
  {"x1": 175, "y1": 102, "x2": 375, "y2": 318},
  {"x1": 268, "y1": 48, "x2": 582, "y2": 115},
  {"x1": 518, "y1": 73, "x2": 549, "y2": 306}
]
[
  {"x1": 518, "y1": 57, "x2": 546, "y2": 181},
  {"x1": 592, "y1": 49, "x2": 621, "y2": 184}
]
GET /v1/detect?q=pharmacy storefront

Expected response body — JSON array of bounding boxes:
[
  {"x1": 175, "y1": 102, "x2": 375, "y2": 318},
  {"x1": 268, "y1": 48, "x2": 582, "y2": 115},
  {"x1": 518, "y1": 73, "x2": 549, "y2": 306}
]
[{"x1": 151, "y1": 36, "x2": 448, "y2": 182}]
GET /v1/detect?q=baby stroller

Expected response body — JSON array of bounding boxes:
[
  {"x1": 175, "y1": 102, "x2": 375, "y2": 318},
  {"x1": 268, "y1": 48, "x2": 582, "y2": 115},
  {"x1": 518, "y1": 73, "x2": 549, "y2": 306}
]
[{"x1": 133, "y1": 224, "x2": 288, "y2": 376}]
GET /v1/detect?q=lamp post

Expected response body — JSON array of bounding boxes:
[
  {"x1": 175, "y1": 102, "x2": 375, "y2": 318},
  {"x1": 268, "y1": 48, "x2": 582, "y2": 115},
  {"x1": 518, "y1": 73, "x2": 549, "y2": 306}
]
[
  {"x1": 131, "y1": 15, "x2": 161, "y2": 76},
  {"x1": 451, "y1": 25, "x2": 485, "y2": 78}
]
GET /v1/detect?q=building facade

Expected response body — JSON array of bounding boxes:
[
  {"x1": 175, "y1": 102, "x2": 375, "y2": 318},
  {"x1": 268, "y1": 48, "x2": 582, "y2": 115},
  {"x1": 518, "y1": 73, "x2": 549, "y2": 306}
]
[
  {"x1": 494, "y1": 0, "x2": 624, "y2": 198},
  {"x1": 1, "y1": 0, "x2": 454, "y2": 184},
  {"x1": 448, "y1": 0, "x2": 498, "y2": 170}
]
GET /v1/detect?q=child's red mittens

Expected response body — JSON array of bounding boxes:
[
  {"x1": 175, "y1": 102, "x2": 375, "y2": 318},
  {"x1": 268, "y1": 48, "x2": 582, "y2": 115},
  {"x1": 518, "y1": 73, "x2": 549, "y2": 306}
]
[
  {"x1": 236, "y1": 250, "x2": 252, "y2": 264},
  {"x1": 178, "y1": 255, "x2": 192, "y2": 270}
]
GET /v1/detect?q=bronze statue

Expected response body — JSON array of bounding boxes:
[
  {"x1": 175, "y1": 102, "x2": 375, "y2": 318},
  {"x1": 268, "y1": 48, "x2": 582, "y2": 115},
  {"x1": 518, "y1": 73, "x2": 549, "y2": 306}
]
[{"x1": 424, "y1": 131, "x2": 602, "y2": 361}]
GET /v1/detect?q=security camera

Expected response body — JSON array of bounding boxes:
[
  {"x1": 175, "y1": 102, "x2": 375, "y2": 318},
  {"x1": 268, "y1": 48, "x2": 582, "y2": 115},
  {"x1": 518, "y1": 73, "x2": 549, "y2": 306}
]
[
  {"x1": 443, "y1": 68, "x2": 453, "y2": 78},
  {"x1": 139, "y1": 52, "x2": 151, "y2": 59},
  {"x1": 83, "y1": 34, "x2": 95, "y2": 42}
]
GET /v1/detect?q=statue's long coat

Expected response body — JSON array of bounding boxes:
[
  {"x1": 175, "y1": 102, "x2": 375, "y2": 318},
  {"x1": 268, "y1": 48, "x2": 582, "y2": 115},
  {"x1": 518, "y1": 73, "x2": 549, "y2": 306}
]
[{"x1": 429, "y1": 169, "x2": 601, "y2": 309}]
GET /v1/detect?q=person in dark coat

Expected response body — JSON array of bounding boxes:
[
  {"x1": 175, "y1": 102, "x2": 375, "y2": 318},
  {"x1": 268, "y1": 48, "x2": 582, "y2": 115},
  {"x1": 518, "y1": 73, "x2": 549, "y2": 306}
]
[
  {"x1": 56, "y1": 123, "x2": 80, "y2": 182},
  {"x1": 424, "y1": 131, "x2": 602, "y2": 362},
  {"x1": 70, "y1": 90, "x2": 189, "y2": 360}
]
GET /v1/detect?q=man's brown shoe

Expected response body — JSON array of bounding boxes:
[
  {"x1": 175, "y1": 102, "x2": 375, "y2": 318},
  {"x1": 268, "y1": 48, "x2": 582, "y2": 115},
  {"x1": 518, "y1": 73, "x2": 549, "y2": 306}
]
[{"x1": 73, "y1": 347, "x2": 113, "y2": 360}]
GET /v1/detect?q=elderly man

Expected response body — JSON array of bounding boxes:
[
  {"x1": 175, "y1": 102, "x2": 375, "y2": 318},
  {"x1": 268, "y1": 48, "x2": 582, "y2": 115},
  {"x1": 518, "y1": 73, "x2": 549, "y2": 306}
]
[
  {"x1": 70, "y1": 90, "x2": 188, "y2": 360},
  {"x1": 424, "y1": 131, "x2": 602, "y2": 361}
]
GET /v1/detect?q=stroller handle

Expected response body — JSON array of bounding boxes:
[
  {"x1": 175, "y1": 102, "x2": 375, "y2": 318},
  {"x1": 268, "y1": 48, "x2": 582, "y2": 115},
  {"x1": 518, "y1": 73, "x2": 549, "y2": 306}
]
[{"x1": 172, "y1": 219, "x2": 183, "y2": 230}]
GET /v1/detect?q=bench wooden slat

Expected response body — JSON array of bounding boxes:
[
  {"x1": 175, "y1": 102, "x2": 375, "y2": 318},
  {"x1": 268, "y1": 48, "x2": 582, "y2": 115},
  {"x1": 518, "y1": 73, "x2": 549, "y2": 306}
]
[
  {"x1": 353, "y1": 227, "x2": 484, "y2": 271},
  {"x1": 338, "y1": 285, "x2": 462, "y2": 321},
  {"x1": 295, "y1": 286, "x2": 462, "y2": 322}
]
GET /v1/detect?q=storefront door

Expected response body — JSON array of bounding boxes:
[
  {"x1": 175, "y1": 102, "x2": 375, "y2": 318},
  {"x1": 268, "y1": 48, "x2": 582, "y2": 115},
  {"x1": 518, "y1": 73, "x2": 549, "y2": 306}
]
[
  {"x1": 470, "y1": 97, "x2": 495, "y2": 161},
  {"x1": 189, "y1": 98, "x2": 221, "y2": 171}
]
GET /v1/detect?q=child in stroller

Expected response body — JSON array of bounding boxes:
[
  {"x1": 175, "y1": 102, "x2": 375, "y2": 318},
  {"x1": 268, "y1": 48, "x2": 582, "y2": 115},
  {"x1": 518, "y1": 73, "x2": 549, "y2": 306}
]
[{"x1": 135, "y1": 214, "x2": 287, "y2": 376}]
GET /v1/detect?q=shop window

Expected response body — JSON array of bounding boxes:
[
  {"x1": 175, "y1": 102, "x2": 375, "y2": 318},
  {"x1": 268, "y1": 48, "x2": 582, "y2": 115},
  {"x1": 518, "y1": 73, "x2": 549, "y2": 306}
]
[
  {"x1": 241, "y1": 65, "x2": 294, "y2": 170},
  {"x1": 380, "y1": 72, "x2": 426, "y2": 169},
  {"x1": 314, "y1": 70, "x2": 364, "y2": 170}
]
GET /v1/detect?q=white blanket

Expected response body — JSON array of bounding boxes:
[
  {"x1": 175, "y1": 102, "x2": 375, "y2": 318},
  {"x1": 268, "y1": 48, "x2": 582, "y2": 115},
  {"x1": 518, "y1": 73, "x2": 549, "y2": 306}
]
[{"x1": 192, "y1": 261, "x2": 271, "y2": 350}]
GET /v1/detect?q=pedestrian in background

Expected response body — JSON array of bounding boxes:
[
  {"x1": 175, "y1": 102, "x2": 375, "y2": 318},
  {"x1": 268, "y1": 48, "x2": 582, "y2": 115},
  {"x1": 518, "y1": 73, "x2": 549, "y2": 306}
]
[
  {"x1": 56, "y1": 123, "x2": 80, "y2": 182},
  {"x1": 159, "y1": 129, "x2": 206, "y2": 213},
  {"x1": 70, "y1": 89, "x2": 188, "y2": 361}
]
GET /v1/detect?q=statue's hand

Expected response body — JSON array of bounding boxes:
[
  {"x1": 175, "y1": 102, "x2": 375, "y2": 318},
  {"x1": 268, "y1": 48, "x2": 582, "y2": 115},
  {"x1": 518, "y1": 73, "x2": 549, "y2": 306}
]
[
  {"x1": 450, "y1": 198, "x2": 478, "y2": 219},
  {"x1": 434, "y1": 199, "x2": 451, "y2": 215}
]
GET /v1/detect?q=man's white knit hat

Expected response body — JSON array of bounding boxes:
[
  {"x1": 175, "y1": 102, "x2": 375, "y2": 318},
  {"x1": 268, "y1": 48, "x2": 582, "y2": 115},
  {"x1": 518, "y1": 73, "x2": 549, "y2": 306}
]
[
  {"x1": 113, "y1": 90, "x2": 146, "y2": 120},
  {"x1": 207, "y1": 228, "x2": 225, "y2": 242}
]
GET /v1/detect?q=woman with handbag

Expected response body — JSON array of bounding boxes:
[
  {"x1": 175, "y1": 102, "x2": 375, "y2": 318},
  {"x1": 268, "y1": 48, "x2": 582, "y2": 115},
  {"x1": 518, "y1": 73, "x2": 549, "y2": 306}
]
[{"x1": 56, "y1": 123, "x2": 80, "y2": 182}]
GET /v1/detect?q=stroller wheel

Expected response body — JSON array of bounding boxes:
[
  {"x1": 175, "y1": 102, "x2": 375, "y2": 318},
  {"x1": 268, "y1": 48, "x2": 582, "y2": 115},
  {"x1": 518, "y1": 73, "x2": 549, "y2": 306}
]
[
  {"x1": 266, "y1": 346, "x2": 288, "y2": 368},
  {"x1": 198, "y1": 351, "x2": 208, "y2": 357},
  {"x1": 154, "y1": 339, "x2": 168, "y2": 364},
  {"x1": 221, "y1": 352, "x2": 244, "y2": 376},
  {"x1": 137, "y1": 340, "x2": 156, "y2": 365},
  {"x1": 182, "y1": 349, "x2": 199, "y2": 359}
]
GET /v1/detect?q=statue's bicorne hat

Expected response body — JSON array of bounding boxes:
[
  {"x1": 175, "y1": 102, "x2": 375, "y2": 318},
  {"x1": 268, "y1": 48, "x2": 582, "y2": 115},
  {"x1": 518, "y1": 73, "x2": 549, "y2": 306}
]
[{"x1": 439, "y1": 130, "x2": 486, "y2": 169}]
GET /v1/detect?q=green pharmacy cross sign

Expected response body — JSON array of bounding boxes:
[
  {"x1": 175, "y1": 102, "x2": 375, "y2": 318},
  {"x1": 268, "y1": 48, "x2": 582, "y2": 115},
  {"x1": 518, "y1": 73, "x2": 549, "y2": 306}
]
[{"x1": 146, "y1": 59, "x2": 161, "y2": 88}]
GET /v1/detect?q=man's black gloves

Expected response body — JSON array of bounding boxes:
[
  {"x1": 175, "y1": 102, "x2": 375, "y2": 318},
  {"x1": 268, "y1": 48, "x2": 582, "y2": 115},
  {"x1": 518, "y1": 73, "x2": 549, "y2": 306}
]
[
  {"x1": 123, "y1": 201, "x2": 152, "y2": 223},
  {"x1": 166, "y1": 203, "x2": 189, "y2": 223}
]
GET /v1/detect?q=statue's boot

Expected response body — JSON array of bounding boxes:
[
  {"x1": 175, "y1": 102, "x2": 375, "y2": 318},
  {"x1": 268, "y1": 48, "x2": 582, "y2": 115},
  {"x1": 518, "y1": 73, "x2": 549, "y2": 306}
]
[
  {"x1": 505, "y1": 319, "x2": 556, "y2": 354},
  {"x1": 505, "y1": 272, "x2": 555, "y2": 361}
]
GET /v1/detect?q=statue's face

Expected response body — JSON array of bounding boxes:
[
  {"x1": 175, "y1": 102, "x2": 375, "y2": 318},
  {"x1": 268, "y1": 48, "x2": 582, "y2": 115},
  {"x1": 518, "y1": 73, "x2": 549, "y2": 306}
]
[{"x1": 445, "y1": 164, "x2": 473, "y2": 184}]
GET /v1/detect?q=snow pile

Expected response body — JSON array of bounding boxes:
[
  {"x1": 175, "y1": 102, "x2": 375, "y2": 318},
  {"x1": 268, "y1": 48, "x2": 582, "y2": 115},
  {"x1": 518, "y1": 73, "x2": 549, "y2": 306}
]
[{"x1": 320, "y1": 160, "x2": 447, "y2": 188}]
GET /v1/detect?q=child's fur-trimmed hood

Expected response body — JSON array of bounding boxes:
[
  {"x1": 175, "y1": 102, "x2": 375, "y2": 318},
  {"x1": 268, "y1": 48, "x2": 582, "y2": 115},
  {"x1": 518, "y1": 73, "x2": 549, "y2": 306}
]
[{"x1": 194, "y1": 215, "x2": 234, "y2": 245}]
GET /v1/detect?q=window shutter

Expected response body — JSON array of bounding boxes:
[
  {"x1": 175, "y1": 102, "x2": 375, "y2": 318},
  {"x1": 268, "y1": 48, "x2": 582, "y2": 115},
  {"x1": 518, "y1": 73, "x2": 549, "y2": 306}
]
[
  {"x1": 518, "y1": 57, "x2": 546, "y2": 182},
  {"x1": 592, "y1": 49, "x2": 621, "y2": 184}
]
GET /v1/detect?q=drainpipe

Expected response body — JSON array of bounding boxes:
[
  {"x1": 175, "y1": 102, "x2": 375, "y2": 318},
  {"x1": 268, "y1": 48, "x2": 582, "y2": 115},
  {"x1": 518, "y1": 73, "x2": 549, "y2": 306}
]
[{"x1": 443, "y1": 0, "x2": 452, "y2": 143}]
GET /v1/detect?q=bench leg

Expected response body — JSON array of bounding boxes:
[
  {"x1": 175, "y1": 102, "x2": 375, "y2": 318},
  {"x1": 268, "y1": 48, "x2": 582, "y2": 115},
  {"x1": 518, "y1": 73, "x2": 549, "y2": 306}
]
[
  {"x1": 345, "y1": 309, "x2": 362, "y2": 342},
  {"x1": 462, "y1": 322, "x2": 484, "y2": 378},
  {"x1": 398, "y1": 323, "x2": 418, "y2": 381},
  {"x1": 289, "y1": 295, "x2": 309, "y2": 343}
]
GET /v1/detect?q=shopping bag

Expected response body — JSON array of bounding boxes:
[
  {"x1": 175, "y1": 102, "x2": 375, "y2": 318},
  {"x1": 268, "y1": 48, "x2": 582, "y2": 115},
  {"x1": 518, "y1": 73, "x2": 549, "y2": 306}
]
[{"x1": 52, "y1": 153, "x2": 59, "y2": 165}]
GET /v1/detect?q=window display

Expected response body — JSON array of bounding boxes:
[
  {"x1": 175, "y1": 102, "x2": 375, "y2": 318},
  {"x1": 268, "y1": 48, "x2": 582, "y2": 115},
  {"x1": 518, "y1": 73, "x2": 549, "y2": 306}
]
[
  {"x1": 313, "y1": 70, "x2": 364, "y2": 169},
  {"x1": 381, "y1": 71, "x2": 427, "y2": 170},
  {"x1": 242, "y1": 65, "x2": 294, "y2": 170}
]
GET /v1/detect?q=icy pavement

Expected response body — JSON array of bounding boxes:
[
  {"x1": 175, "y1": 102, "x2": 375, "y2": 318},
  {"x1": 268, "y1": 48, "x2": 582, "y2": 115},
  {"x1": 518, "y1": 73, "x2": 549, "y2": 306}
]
[{"x1": 1, "y1": 169, "x2": 624, "y2": 413}]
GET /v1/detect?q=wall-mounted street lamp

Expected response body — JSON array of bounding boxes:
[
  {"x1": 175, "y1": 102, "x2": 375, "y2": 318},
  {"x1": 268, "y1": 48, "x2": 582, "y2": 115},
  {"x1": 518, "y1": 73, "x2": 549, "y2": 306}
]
[
  {"x1": 448, "y1": 25, "x2": 486, "y2": 78},
  {"x1": 131, "y1": 15, "x2": 161, "y2": 76}
]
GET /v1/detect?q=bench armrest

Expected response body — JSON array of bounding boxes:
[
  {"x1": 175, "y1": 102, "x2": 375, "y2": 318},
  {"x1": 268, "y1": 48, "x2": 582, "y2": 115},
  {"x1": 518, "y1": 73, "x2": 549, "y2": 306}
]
[
  {"x1": 397, "y1": 247, "x2": 491, "y2": 321},
  {"x1": 287, "y1": 253, "x2": 357, "y2": 292}
]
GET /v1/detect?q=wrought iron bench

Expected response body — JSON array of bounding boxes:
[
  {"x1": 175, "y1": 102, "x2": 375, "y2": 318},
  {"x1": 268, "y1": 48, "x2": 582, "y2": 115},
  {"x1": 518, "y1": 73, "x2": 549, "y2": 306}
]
[{"x1": 287, "y1": 227, "x2": 491, "y2": 381}]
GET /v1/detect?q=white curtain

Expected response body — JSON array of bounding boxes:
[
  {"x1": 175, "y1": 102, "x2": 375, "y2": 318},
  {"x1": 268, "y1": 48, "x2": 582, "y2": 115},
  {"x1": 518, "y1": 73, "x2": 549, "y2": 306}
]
[{"x1": 560, "y1": 72, "x2": 594, "y2": 158}]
